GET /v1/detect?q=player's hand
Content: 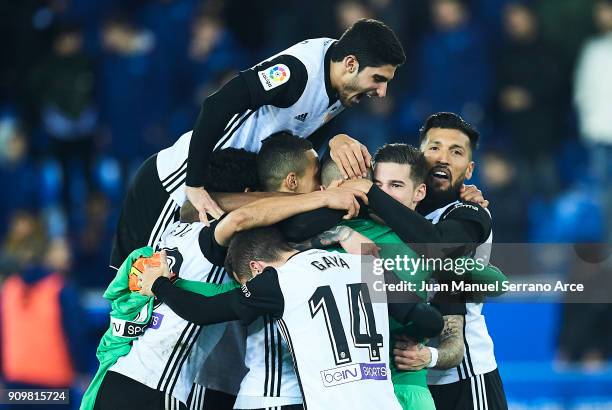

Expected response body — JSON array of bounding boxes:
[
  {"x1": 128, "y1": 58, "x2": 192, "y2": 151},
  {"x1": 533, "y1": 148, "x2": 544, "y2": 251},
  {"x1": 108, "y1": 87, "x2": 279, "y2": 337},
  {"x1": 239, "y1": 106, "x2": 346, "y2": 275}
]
[
  {"x1": 393, "y1": 335, "x2": 432, "y2": 371},
  {"x1": 339, "y1": 178, "x2": 373, "y2": 193},
  {"x1": 186, "y1": 186, "x2": 225, "y2": 226},
  {"x1": 139, "y1": 250, "x2": 171, "y2": 296},
  {"x1": 339, "y1": 229, "x2": 380, "y2": 258},
  {"x1": 322, "y1": 186, "x2": 368, "y2": 219},
  {"x1": 459, "y1": 184, "x2": 489, "y2": 208},
  {"x1": 329, "y1": 134, "x2": 372, "y2": 179}
]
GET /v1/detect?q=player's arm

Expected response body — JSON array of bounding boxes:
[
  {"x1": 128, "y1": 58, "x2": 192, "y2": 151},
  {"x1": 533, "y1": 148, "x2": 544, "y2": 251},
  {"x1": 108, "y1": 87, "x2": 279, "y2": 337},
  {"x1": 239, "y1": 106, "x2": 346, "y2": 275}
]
[
  {"x1": 213, "y1": 188, "x2": 367, "y2": 246},
  {"x1": 434, "y1": 315, "x2": 466, "y2": 369},
  {"x1": 142, "y1": 260, "x2": 284, "y2": 326},
  {"x1": 279, "y1": 207, "x2": 345, "y2": 242},
  {"x1": 186, "y1": 55, "x2": 308, "y2": 188},
  {"x1": 393, "y1": 314, "x2": 465, "y2": 371},
  {"x1": 367, "y1": 185, "x2": 490, "y2": 253},
  {"x1": 210, "y1": 191, "x2": 294, "y2": 213}
]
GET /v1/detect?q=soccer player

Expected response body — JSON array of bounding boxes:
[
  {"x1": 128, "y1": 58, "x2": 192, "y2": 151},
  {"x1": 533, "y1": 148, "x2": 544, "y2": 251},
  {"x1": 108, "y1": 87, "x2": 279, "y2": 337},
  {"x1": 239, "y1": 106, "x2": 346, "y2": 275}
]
[
  {"x1": 140, "y1": 227, "x2": 443, "y2": 410},
  {"x1": 94, "y1": 172, "x2": 366, "y2": 410},
  {"x1": 110, "y1": 18, "x2": 406, "y2": 270},
  {"x1": 361, "y1": 114, "x2": 507, "y2": 410},
  {"x1": 284, "y1": 143, "x2": 507, "y2": 410}
]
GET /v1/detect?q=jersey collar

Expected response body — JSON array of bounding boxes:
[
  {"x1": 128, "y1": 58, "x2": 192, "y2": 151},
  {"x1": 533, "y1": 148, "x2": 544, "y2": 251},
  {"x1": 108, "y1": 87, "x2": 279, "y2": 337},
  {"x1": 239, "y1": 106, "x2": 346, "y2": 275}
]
[
  {"x1": 417, "y1": 190, "x2": 461, "y2": 216},
  {"x1": 324, "y1": 42, "x2": 338, "y2": 107}
]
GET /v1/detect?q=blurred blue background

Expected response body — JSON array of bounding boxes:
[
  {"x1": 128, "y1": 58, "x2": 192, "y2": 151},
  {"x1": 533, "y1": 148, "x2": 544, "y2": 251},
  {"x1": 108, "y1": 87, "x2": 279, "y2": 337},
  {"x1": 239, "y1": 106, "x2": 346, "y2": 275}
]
[{"x1": 0, "y1": 0, "x2": 611, "y2": 408}]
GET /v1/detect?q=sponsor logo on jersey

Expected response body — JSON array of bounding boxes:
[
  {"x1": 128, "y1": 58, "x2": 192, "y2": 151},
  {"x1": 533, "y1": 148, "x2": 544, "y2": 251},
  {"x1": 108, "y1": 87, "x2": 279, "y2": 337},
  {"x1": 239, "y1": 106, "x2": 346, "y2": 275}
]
[
  {"x1": 294, "y1": 112, "x2": 308, "y2": 122},
  {"x1": 258, "y1": 64, "x2": 291, "y2": 91},
  {"x1": 320, "y1": 362, "x2": 388, "y2": 387},
  {"x1": 149, "y1": 312, "x2": 164, "y2": 329},
  {"x1": 241, "y1": 284, "x2": 252, "y2": 298},
  {"x1": 452, "y1": 203, "x2": 479, "y2": 212}
]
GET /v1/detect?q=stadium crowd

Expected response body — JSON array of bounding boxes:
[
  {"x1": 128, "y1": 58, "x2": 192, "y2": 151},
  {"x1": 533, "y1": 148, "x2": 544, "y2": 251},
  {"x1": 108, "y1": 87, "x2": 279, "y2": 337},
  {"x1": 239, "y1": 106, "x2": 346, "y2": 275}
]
[{"x1": 0, "y1": 0, "x2": 611, "y2": 407}]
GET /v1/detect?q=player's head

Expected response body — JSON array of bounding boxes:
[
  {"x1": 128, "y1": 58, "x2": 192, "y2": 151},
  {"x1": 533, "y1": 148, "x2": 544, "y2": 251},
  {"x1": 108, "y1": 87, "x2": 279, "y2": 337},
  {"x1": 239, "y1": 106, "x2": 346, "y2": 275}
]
[
  {"x1": 320, "y1": 154, "x2": 372, "y2": 187},
  {"x1": 225, "y1": 227, "x2": 295, "y2": 284},
  {"x1": 418, "y1": 112, "x2": 478, "y2": 197},
  {"x1": 372, "y1": 144, "x2": 427, "y2": 210},
  {"x1": 203, "y1": 147, "x2": 259, "y2": 192},
  {"x1": 330, "y1": 18, "x2": 405, "y2": 106},
  {"x1": 257, "y1": 132, "x2": 320, "y2": 193},
  {"x1": 181, "y1": 147, "x2": 258, "y2": 222}
]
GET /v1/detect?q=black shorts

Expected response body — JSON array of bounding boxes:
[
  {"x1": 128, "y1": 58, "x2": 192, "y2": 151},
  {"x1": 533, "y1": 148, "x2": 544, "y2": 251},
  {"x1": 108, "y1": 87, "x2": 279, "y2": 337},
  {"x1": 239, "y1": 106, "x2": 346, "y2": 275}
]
[
  {"x1": 429, "y1": 368, "x2": 508, "y2": 410},
  {"x1": 94, "y1": 371, "x2": 187, "y2": 410},
  {"x1": 110, "y1": 154, "x2": 180, "y2": 269}
]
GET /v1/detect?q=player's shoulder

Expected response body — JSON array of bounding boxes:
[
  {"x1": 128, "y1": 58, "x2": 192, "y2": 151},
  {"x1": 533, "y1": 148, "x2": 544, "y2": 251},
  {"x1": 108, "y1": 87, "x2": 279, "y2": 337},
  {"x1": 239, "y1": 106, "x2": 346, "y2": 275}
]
[
  {"x1": 444, "y1": 200, "x2": 490, "y2": 219},
  {"x1": 250, "y1": 54, "x2": 308, "y2": 90},
  {"x1": 286, "y1": 249, "x2": 362, "y2": 271},
  {"x1": 443, "y1": 200, "x2": 492, "y2": 236},
  {"x1": 159, "y1": 220, "x2": 207, "y2": 245}
]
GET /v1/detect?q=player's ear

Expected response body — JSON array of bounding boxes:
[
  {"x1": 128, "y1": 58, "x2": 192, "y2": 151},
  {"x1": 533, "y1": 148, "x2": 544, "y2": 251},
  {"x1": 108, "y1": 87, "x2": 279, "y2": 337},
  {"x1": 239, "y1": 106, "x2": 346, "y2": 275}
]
[
  {"x1": 285, "y1": 173, "x2": 298, "y2": 192},
  {"x1": 344, "y1": 55, "x2": 358, "y2": 74},
  {"x1": 465, "y1": 161, "x2": 475, "y2": 180},
  {"x1": 413, "y1": 183, "x2": 426, "y2": 205},
  {"x1": 249, "y1": 261, "x2": 265, "y2": 278}
]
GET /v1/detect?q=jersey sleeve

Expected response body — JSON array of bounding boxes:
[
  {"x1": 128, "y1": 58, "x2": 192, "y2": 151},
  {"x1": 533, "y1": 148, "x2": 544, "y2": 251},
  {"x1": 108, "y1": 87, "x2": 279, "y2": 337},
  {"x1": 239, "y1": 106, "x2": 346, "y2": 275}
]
[
  {"x1": 187, "y1": 75, "x2": 252, "y2": 187},
  {"x1": 198, "y1": 216, "x2": 228, "y2": 266},
  {"x1": 442, "y1": 201, "x2": 492, "y2": 242},
  {"x1": 231, "y1": 267, "x2": 285, "y2": 324},
  {"x1": 239, "y1": 54, "x2": 308, "y2": 108},
  {"x1": 152, "y1": 267, "x2": 284, "y2": 326},
  {"x1": 186, "y1": 55, "x2": 308, "y2": 187},
  {"x1": 174, "y1": 279, "x2": 239, "y2": 296}
]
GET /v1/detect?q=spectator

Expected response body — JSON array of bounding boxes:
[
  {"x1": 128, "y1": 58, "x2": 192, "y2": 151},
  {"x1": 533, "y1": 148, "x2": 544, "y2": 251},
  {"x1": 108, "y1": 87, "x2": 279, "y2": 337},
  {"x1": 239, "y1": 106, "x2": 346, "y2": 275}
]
[
  {"x1": 496, "y1": 2, "x2": 563, "y2": 195},
  {"x1": 29, "y1": 24, "x2": 97, "y2": 214},
  {"x1": 398, "y1": 0, "x2": 491, "y2": 133},
  {"x1": 0, "y1": 117, "x2": 40, "y2": 238},
  {"x1": 73, "y1": 192, "x2": 115, "y2": 288},
  {"x1": 97, "y1": 15, "x2": 156, "y2": 177},
  {"x1": 574, "y1": 0, "x2": 612, "y2": 239},
  {"x1": 170, "y1": 9, "x2": 246, "y2": 135},
  {"x1": 480, "y1": 150, "x2": 527, "y2": 242},
  {"x1": 0, "y1": 211, "x2": 45, "y2": 277},
  {"x1": 0, "y1": 231, "x2": 87, "y2": 408}
]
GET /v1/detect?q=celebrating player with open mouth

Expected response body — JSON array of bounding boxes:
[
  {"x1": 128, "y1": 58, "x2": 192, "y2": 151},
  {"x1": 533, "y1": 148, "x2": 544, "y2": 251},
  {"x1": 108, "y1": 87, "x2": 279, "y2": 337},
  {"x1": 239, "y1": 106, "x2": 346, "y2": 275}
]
[{"x1": 110, "y1": 18, "x2": 406, "y2": 271}]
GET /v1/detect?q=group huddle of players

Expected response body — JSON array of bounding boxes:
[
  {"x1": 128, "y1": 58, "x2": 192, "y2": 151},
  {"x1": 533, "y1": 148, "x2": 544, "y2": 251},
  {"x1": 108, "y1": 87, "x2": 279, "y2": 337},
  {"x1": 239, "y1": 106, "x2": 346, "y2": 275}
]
[{"x1": 83, "y1": 18, "x2": 509, "y2": 410}]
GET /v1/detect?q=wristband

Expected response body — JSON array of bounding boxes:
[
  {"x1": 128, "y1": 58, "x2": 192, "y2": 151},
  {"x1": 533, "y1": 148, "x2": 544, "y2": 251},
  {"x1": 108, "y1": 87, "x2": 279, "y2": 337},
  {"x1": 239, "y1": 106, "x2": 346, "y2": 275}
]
[{"x1": 427, "y1": 347, "x2": 439, "y2": 368}]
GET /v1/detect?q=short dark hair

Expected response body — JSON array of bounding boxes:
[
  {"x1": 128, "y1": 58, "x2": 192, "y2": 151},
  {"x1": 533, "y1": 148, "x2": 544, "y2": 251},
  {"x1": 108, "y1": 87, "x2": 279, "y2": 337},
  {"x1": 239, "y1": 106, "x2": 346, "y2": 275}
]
[
  {"x1": 418, "y1": 112, "x2": 480, "y2": 153},
  {"x1": 224, "y1": 227, "x2": 294, "y2": 280},
  {"x1": 202, "y1": 147, "x2": 259, "y2": 192},
  {"x1": 373, "y1": 143, "x2": 428, "y2": 184},
  {"x1": 257, "y1": 132, "x2": 314, "y2": 191},
  {"x1": 330, "y1": 19, "x2": 406, "y2": 70}
]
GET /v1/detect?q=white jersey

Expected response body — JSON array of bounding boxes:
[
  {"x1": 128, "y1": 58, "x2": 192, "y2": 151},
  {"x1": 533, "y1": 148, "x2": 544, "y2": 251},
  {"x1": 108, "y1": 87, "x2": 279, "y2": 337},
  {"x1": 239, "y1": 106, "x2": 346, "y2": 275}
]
[
  {"x1": 424, "y1": 201, "x2": 498, "y2": 385},
  {"x1": 234, "y1": 317, "x2": 301, "y2": 409},
  {"x1": 256, "y1": 249, "x2": 402, "y2": 410},
  {"x1": 111, "y1": 220, "x2": 230, "y2": 404},
  {"x1": 156, "y1": 38, "x2": 344, "y2": 205}
]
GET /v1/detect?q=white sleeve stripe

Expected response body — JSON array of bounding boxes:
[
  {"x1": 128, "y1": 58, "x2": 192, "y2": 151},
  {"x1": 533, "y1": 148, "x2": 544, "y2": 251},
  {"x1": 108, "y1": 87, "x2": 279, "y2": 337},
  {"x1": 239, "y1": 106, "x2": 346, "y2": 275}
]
[{"x1": 148, "y1": 196, "x2": 179, "y2": 247}]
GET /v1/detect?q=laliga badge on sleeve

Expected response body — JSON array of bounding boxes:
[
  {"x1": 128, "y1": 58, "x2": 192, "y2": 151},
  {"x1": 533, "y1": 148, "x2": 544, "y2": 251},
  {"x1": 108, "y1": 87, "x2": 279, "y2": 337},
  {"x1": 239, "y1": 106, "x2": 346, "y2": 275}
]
[{"x1": 258, "y1": 64, "x2": 291, "y2": 91}]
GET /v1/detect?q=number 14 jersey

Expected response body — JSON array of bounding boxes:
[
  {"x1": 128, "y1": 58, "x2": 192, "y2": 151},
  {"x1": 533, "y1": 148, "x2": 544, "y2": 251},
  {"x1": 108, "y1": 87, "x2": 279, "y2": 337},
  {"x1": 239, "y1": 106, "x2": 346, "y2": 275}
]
[{"x1": 241, "y1": 249, "x2": 401, "y2": 410}]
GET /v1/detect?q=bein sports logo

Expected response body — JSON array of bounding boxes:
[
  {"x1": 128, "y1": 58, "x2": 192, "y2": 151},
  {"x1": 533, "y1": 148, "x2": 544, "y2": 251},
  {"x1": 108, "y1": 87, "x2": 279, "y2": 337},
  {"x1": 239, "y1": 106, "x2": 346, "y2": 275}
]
[
  {"x1": 258, "y1": 64, "x2": 290, "y2": 91},
  {"x1": 320, "y1": 363, "x2": 388, "y2": 387}
]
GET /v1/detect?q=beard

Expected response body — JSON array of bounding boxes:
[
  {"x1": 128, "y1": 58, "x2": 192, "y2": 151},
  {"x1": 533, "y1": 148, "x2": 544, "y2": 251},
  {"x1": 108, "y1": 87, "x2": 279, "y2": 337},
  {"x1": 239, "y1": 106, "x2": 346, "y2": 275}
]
[
  {"x1": 425, "y1": 171, "x2": 465, "y2": 204},
  {"x1": 338, "y1": 77, "x2": 362, "y2": 106}
]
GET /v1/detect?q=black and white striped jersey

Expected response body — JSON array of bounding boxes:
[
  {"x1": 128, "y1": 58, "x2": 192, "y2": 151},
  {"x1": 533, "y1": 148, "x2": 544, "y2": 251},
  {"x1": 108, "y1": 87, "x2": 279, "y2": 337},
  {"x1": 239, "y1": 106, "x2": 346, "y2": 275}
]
[
  {"x1": 237, "y1": 250, "x2": 402, "y2": 410},
  {"x1": 156, "y1": 38, "x2": 344, "y2": 200},
  {"x1": 424, "y1": 201, "x2": 498, "y2": 385},
  {"x1": 111, "y1": 219, "x2": 230, "y2": 404},
  {"x1": 234, "y1": 316, "x2": 302, "y2": 409}
]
